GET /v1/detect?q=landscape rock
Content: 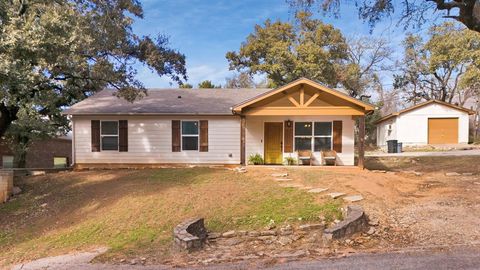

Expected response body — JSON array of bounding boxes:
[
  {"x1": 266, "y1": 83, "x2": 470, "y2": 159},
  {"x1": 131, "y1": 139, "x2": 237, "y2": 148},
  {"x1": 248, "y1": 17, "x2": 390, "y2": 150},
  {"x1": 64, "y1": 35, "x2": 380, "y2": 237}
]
[
  {"x1": 12, "y1": 186, "x2": 22, "y2": 195},
  {"x1": 222, "y1": 230, "x2": 236, "y2": 238},
  {"x1": 367, "y1": 227, "x2": 376, "y2": 235},
  {"x1": 274, "y1": 178, "x2": 293, "y2": 182},
  {"x1": 327, "y1": 192, "x2": 346, "y2": 199},
  {"x1": 445, "y1": 172, "x2": 461, "y2": 176},
  {"x1": 277, "y1": 236, "x2": 293, "y2": 246},
  {"x1": 248, "y1": 231, "x2": 260, "y2": 237},
  {"x1": 298, "y1": 223, "x2": 324, "y2": 231},
  {"x1": 271, "y1": 173, "x2": 288, "y2": 177},
  {"x1": 174, "y1": 217, "x2": 207, "y2": 251},
  {"x1": 207, "y1": 233, "x2": 221, "y2": 240},
  {"x1": 324, "y1": 205, "x2": 368, "y2": 240},
  {"x1": 307, "y1": 188, "x2": 329, "y2": 193},
  {"x1": 259, "y1": 230, "x2": 276, "y2": 236},
  {"x1": 343, "y1": 195, "x2": 364, "y2": 203},
  {"x1": 462, "y1": 173, "x2": 474, "y2": 176}
]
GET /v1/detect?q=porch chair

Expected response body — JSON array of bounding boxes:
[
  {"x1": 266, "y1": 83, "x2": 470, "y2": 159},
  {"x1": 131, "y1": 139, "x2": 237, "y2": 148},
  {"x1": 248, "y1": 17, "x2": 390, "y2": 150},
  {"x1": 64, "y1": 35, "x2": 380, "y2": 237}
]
[
  {"x1": 297, "y1": 150, "x2": 313, "y2": 166},
  {"x1": 321, "y1": 150, "x2": 337, "y2": 166}
]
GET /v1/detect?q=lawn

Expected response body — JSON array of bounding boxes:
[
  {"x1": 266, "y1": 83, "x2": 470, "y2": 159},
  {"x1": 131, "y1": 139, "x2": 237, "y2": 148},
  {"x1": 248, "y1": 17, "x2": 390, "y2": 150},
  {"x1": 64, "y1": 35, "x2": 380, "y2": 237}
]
[{"x1": 0, "y1": 168, "x2": 341, "y2": 266}]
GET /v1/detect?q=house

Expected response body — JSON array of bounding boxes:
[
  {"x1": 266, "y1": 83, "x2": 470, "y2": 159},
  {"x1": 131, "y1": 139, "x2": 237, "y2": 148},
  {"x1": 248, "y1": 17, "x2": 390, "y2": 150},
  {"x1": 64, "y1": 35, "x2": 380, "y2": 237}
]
[
  {"x1": 376, "y1": 100, "x2": 475, "y2": 148},
  {"x1": 63, "y1": 78, "x2": 374, "y2": 168},
  {"x1": 0, "y1": 137, "x2": 72, "y2": 169}
]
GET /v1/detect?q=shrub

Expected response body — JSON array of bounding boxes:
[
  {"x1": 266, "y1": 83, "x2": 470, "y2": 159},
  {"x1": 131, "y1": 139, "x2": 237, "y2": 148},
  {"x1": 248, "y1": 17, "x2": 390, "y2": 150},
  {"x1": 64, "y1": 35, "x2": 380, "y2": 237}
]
[
  {"x1": 284, "y1": 156, "x2": 296, "y2": 165},
  {"x1": 248, "y1": 154, "x2": 264, "y2": 165}
]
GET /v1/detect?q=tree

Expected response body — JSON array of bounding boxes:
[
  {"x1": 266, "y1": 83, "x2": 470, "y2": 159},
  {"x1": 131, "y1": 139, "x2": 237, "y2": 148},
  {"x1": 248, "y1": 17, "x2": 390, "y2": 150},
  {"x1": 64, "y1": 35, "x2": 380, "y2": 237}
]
[
  {"x1": 179, "y1": 83, "x2": 193, "y2": 88},
  {"x1": 226, "y1": 12, "x2": 350, "y2": 90},
  {"x1": 197, "y1": 80, "x2": 220, "y2": 88},
  {"x1": 0, "y1": 0, "x2": 187, "y2": 166},
  {"x1": 225, "y1": 72, "x2": 256, "y2": 88},
  {"x1": 342, "y1": 36, "x2": 393, "y2": 97},
  {"x1": 394, "y1": 23, "x2": 480, "y2": 105},
  {"x1": 287, "y1": 0, "x2": 480, "y2": 33}
]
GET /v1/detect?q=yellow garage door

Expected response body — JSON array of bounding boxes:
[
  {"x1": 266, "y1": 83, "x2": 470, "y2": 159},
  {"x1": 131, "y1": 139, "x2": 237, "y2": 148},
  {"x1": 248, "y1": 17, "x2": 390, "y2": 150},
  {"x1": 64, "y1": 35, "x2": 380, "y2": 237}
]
[{"x1": 428, "y1": 118, "x2": 458, "y2": 144}]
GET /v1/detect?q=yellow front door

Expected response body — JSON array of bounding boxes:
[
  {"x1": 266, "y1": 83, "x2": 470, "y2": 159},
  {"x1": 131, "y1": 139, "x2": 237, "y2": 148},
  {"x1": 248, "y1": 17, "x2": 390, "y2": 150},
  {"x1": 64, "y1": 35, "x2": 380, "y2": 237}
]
[{"x1": 264, "y1": 122, "x2": 283, "y2": 164}]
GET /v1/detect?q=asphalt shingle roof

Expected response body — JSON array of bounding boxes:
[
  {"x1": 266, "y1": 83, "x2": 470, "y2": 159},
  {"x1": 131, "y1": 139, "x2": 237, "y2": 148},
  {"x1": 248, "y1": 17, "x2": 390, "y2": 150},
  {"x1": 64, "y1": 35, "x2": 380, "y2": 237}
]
[{"x1": 64, "y1": 88, "x2": 271, "y2": 115}]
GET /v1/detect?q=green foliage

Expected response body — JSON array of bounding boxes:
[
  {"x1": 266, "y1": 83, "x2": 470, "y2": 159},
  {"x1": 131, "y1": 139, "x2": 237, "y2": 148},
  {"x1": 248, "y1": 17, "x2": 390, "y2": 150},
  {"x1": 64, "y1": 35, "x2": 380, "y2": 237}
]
[
  {"x1": 248, "y1": 153, "x2": 264, "y2": 165},
  {"x1": 0, "y1": 0, "x2": 187, "y2": 166},
  {"x1": 284, "y1": 156, "x2": 297, "y2": 165},
  {"x1": 287, "y1": 0, "x2": 480, "y2": 34},
  {"x1": 179, "y1": 83, "x2": 193, "y2": 88},
  {"x1": 394, "y1": 23, "x2": 480, "y2": 105},
  {"x1": 226, "y1": 12, "x2": 350, "y2": 89},
  {"x1": 197, "y1": 80, "x2": 221, "y2": 88}
]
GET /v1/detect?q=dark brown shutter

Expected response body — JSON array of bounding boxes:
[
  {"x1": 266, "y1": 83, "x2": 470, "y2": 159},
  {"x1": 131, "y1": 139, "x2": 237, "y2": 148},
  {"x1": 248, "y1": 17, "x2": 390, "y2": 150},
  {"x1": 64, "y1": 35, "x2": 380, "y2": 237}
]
[
  {"x1": 199, "y1": 120, "x2": 208, "y2": 152},
  {"x1": 91, "y1": 120, "x2": 100, "y2": 152},
  {"x1": 119, "y1": 120, "x2": 128, "y2": 152},
  {"x1": 172, "y1": 120, "x2": 181, "y2": 152},
  {"x1": 284, "y1": 120, "x2": 293, "y2": 153},
  {"x1": 333, "y1": 120, "x2": 342, "y2": 153}
]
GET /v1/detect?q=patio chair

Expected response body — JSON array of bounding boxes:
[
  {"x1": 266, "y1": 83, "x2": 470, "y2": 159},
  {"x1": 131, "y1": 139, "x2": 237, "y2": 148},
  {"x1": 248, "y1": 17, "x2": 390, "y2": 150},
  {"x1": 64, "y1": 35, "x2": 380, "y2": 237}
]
[
  {"x1": 321, "y1": 150, "x2": 337, "y2": 166},
  {"x1": 297, "y1": 150, "x2": 313, "y2": 166}
]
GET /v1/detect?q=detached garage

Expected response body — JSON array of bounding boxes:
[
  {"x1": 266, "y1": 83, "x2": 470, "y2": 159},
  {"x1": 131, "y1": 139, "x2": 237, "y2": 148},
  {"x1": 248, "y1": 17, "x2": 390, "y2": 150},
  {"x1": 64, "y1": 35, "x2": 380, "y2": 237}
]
[{"x1": 376, "y1": 100, "x2": 475, "y2": 148}]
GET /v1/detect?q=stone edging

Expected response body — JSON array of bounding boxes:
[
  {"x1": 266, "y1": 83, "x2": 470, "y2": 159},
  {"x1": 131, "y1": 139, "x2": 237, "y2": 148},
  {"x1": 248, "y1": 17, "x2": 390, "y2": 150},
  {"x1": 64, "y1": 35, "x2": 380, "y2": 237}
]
[
  {"x1": 173, "y1": 218, "x2": 207, "y2": 251},
  {"x1": 323, "y1": 205, "x2": 367, "y2": 240}
]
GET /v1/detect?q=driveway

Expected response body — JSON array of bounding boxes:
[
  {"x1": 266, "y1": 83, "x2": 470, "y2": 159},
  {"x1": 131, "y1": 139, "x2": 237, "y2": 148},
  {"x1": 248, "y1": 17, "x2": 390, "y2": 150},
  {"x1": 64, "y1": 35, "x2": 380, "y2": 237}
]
[{"x1": 366, "y1": 149, "x2": 480, "y2": 157}]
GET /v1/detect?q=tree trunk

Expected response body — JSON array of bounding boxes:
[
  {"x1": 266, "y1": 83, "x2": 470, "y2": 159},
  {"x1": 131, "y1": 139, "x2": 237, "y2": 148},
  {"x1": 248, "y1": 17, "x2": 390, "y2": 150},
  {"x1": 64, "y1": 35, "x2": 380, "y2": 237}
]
[
  {"x1": 0, "y1": 104, "x2": 19, "y2": 138},
  {"x1": 13, "y1": 148, "x2": 27, "y2": 168}
]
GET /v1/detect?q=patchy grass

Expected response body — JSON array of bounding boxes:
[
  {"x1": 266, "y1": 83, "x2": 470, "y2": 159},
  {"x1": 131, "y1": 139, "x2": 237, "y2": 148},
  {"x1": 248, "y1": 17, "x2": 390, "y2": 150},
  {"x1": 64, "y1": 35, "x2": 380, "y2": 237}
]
[{"x1": 0, "y1": 168, "x2": 341, "y2": 266}]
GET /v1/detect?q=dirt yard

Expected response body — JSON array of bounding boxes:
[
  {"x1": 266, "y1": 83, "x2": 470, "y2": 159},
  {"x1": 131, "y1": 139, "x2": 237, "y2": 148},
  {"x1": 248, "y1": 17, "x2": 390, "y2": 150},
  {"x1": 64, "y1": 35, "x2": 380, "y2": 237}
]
[{"x1": 1, "y1": 157, "x2": 480, "y2": 268}]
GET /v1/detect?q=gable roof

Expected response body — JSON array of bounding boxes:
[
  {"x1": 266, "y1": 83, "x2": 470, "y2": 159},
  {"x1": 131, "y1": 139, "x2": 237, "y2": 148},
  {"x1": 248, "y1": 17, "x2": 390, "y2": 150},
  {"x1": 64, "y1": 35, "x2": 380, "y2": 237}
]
[
  {"x1": 63, "y1": 88, "x2": 270, "y2": 115},
  {"x1": 232, "y1": 78, "x2": 375, "y2": 113},
  {"x1": 376, "y1": 100, "x2": 476, "y2": 124}
]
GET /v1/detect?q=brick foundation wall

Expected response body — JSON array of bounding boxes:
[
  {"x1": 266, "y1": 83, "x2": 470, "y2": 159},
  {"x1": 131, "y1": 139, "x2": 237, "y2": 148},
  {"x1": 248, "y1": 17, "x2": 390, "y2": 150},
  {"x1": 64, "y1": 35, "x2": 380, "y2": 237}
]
[{"x1": 0, "y1": 138, "x2": 72, "y2": 168}]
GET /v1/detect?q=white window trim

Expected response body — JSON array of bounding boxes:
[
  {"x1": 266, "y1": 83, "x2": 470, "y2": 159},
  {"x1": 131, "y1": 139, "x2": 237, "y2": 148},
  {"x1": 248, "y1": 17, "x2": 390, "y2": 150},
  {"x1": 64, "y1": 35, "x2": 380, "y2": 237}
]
[
  {"x1": 294, "y1": 121, "x2": 333, "y2": 152},
  {"x1": 181, "y1": 120, "x2": 200, "y2": 151},
  {"x1": 100, "y1": 120, "x2": 119, "y2": 151}
]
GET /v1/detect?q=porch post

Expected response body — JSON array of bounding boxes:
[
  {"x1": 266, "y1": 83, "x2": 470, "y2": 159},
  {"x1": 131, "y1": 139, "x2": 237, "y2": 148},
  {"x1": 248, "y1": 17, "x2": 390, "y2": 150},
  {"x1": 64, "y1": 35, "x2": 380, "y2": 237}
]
[
  {"x1": 358, "y1": 115, "x2": 365, "y2": 169},
  {"x1": 240, "y1": 115, "x2": 246, "y2": 166}
]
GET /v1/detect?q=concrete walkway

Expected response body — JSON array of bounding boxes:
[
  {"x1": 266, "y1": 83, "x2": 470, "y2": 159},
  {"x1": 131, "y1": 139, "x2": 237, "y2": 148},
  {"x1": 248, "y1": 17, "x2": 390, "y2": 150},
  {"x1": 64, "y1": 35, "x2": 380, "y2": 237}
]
[{"x1": 366, "y1": 149, "x2": 480, "y2": 157}]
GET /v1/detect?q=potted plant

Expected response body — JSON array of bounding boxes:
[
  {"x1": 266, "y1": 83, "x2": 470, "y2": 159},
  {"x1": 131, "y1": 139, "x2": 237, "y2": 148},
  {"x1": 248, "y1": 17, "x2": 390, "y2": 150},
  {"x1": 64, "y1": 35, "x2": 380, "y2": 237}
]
[{"x1": 248, "y1": 153, "x2": 264, "y2": 165}]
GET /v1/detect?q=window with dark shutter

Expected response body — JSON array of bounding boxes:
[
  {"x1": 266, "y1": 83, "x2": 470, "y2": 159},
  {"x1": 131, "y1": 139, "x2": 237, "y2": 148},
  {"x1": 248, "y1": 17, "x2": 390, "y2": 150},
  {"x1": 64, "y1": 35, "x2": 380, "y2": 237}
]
[
  {"x1": 119, "y1": 120, "x2": 128, "y2": 152},
  {"x1": 172, "y1": 120, "x2": 181, "y2": 152},
  {"x1": 199, "y1": 120, "x2": 208, "y2": 152},
  {"x1": 91, "y1": 120, "x2": 100, "y2": 152},
  {"x1": 332, "y1": 120, "x2": 343, "y2": 153},
  {"x1": 284, "y1": 120, "x2": 293, "y2": 153}
]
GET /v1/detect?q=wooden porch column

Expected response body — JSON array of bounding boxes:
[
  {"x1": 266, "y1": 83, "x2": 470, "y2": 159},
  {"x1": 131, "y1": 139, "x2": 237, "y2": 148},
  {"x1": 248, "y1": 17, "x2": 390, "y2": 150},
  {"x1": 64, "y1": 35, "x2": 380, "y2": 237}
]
[
  {"x1": 358, "y1": 115, "x2": 365, "y2": 169},
  {"x1": 240, "y1": 115, "x2": 246, "y2": 166}
]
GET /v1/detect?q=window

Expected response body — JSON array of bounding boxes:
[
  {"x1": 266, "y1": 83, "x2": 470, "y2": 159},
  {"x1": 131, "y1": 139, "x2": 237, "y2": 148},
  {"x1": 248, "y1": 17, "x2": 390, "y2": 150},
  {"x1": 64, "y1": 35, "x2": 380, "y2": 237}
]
[
  {"x1": 2, "y1": 155, "x2": 13, "y2": 168},
  {"x1": 101, "y1": 121, "x2": 119, "y2": 151},
  {"x1": 294, "y1": 122, "x2": 332, "y2": 152},
  {"x1": 54, "y1": 157, "x2": 68, "y2": 168},
  {"x1": 182, "y1": 121, "x2": 199, "y2": 151}
]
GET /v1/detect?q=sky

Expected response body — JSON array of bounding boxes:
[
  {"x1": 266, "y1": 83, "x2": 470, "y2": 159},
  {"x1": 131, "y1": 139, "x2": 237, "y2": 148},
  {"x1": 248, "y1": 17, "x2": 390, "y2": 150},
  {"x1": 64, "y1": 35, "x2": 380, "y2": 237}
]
[{"x1": 132, "y1": 0, "x2": 434, "y2": 89}]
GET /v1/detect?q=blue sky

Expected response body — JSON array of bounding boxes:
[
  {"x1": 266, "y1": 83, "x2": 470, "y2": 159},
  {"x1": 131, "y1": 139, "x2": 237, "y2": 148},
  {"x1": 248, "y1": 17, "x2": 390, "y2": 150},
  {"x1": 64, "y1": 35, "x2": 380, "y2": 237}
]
[{"x1": 132, "y1": 0, "x2": 431, "y2": 88}]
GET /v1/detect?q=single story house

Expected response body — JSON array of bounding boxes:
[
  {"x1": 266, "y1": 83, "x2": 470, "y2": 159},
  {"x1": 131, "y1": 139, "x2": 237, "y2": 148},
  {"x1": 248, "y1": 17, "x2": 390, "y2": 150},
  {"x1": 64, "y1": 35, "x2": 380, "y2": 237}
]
[
  {"x1": 376, "y1": 100, "x2": 475, "y2": 147},
  {"x1": 63, "y1": 78, "x2": 374, "y2": 168}
]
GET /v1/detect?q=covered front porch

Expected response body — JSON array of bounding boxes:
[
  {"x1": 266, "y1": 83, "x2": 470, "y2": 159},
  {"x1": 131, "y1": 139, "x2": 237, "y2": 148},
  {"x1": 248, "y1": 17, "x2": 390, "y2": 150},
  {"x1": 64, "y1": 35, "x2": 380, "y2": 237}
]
[{"x1": 233, "y1": 78, "x2": 374, "y2": 167}]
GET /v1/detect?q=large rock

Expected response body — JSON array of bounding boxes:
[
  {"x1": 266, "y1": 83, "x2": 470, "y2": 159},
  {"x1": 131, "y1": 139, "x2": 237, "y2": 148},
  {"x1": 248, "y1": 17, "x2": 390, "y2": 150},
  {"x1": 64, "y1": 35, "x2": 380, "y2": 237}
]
[
  {"x1": 12, "y1": 186, "x2": 22, "y2": 196},
  {"x1": 323, "y1": 205, "x2": 368, "y2": 240},
  {"x1": 173, "y1": 217, "x2": 207, "y2": 251}
]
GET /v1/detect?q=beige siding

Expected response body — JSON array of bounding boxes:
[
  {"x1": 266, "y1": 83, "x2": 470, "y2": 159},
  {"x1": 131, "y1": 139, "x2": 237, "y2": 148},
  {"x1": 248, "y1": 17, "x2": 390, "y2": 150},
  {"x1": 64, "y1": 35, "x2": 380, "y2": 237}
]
[
  {"x1": 246, "y1": 116, "x2": 355, "y2": 165},
  {"x1": 73, "y1": 116, "x2": 241, "y2": 164}
]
